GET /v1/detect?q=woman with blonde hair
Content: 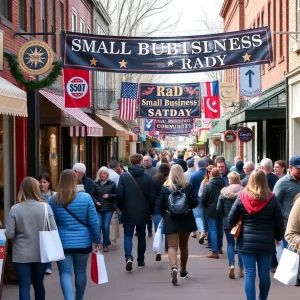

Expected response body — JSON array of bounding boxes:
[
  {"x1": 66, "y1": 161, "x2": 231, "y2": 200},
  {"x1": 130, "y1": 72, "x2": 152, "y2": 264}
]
[
  {"x1": 49, "y1": 169, "x2": 100, "y2": 300},
  {"x1": 94, "y1": 166, "x2": 117, "y2": 252},
  {"x1": 228, "y1": 170, "x2": 284, "y2": 300},
  {"x1": 160, "y1": 164, "x2": 198, "y2": 285},
  {"x1": 5, "y1": 177, "x2": 57, "y2": 300}
]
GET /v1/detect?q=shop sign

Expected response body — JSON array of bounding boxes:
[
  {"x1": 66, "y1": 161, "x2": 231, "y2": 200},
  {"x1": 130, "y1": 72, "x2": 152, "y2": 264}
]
[
  {"x1": 213, "y1": 139, "x2": 221, "y2": 146},
  {"x1": 224, "y1": 130, "x2": 237, "y2": 143},
  {"x1": 18, "y1": 40, "x2": 54, "y2": 75},
  {"x1": 0, "y1": 228, "x2": 7, "y2": 297},
  {"x1": 132, "y1": 126, "x2": 140, "y2": 134},
  {"x1": 220, "y1": 83, "x2": 236, "y2": 104},
  {"x1": 237, "y1": 127, "x2": 253, "y2": 143},
  {"x1": 0, "y1": 31, "x2": 3, "y2": 71}
]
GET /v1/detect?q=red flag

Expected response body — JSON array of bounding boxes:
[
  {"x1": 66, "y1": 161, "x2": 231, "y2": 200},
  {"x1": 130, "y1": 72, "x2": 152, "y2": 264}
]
[
  {"x1": 201, "y1": 81, "x2": 221, "y2": 119},
  {"x1": 64, "y1": 68, "x2": 91, "y2": 108}
]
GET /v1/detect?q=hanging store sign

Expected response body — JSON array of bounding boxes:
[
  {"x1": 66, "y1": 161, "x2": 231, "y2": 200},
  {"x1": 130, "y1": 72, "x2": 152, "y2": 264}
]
[
  {"x1": 220, "y1": 83, "x2": 236, "y2": 104},
  {"x1": 138, "y1": 83, "x2": 200, "y2": 118},
  {"x1": 224, "y1": 130, "x2": 237, "y2": 143},
  {"x1": 237, "y1": 127, "x2": 253, "y2": 143},
  {"x1": 132, "y1": 126, "x2": 140, "y2": 134},
  {"x1": 155, "y1": 118, "x2": 193, "y2": 132},
  {"x1": 61, "y1": 27, "x2": 273, "y2": 74}
]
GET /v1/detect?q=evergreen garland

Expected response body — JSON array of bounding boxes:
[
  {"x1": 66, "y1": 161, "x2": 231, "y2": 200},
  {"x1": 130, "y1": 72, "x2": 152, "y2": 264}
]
[{"x1": 5, "y1": 53, "x2": 62, "y2": 91}]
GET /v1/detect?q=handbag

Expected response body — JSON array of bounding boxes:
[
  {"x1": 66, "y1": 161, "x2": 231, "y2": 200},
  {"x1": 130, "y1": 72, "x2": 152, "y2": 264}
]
[
  {"x1": 39, "y1": 203, "x2": 65, "y2": 263},
  {"x1": 91, "y1": 251, "x2": 108, "y2": 284},
  {"x1": 274, "y1": 248, "x2": 299, "y2": 285},
  {"x1": 152, "y1": 219, "x2": 163, "y2": 253},
  {"x1": 109, "y1": 214, "x2": 120, "y2": 243},
  {"x1": 230, "y1": 216, "x2": 242, "y2": 238}
]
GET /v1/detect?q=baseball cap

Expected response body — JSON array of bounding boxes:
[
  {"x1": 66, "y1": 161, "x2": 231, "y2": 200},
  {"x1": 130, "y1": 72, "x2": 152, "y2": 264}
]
[
  {"x1": 290, "y1": 156, "x2": 300, "y2": 168},
  {"x1": 198, "y1": 159, "x2": 208, "y2": 168}
]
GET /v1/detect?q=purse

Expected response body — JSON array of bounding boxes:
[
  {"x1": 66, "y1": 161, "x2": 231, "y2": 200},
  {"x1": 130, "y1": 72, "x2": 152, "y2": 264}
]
[{"x1": 230, "y1": 216, "x2": 242, "y2": 238}]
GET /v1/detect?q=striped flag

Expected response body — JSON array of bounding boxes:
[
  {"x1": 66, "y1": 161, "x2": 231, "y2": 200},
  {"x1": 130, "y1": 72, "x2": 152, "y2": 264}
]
[
  {"x1": 119, "y1": 82, "x2": 138, "y2": 120},
  {"x1": 201, "y1": 80, "x2": 220, "y2": 119}
]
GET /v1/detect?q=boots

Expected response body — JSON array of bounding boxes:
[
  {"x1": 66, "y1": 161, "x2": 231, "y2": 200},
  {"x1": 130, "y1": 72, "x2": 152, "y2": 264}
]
[
  {"x1": 206, "y1": 253, "x2": 219, "y2": 259},
  {"x1": 229, "y1": 265, "x2": 235, "y2": 279}
]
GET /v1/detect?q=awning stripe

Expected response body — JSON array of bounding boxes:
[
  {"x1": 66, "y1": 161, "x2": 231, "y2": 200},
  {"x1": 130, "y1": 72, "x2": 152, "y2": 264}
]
[
  {"x1": 40, "y1": 90, "x2": 103, "y2": 137},
  {"x1": 69, "y1": 126, "x2": 86, "y2": 137}
]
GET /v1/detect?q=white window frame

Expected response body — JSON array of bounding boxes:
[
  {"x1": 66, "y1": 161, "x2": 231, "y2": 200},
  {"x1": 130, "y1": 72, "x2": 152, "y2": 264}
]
[
  {"x1": 86, "y1": 26, "x2": 90, "y2": 34},
  {"x1": 298, "y1": 0, "x2": 300, "y2": 41},
  {"x1": 71, "y1": 9, "x2": 77, "y2": 32},
  {"x1": 79, "y1": 19, "x2": 85, "y2": 33}
]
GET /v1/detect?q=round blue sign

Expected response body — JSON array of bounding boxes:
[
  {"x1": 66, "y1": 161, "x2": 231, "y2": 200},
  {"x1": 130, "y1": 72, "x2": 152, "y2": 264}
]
[
  {"x1": 237, "y1": 127, "x2": 253, "y2": 143},
  {"x1": 132, "y1": 127, "x2": 140, "y2": 134}
]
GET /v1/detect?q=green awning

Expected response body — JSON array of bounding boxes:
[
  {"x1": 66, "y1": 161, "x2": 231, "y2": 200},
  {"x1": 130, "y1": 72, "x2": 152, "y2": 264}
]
[
  {"x1": 196, "y1": 141, "x2": 205, "y2": 145},
  {"x1": 189, "y1": 143, "x2": 195, "y2": 146},
  {"x1": 207, "y1": 114, "x2": 231, "y2": 138},
  {"x1": 229, "y1": 81, "x2": 286, "y2": 126}
]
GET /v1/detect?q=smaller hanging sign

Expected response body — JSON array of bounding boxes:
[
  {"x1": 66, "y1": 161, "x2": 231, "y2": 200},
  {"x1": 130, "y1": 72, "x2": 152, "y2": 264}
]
[
  {"x1": 132, "y1": 126, "x2": 140, "y2": 134},
  {"x1": 237, "y1": 127, "x2": 253, "y2": 143},
  {"x1": 224, "y1": 130, "x2": 237, "y2": 143}
]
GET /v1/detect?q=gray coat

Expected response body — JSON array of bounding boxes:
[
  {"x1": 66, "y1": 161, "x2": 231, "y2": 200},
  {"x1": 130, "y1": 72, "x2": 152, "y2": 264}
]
[
  {"x1": 5, "y1": 200, "x2": 57, "y2": 263},
  {"x1": 144, "y1": 166, "x2": 157, "y2": 177}
]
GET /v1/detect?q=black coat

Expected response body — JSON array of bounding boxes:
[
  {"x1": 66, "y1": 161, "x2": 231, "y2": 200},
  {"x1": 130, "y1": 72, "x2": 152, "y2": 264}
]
[
  {"x1": 116, "y1": 165, "x2": 155, "y2": 225},
  {"x1": 93, "y1": 179, "x2": 117, "y2": 212},
  {"x1": 82, "y1": 175, "x2": 95, "y2": 197},
  {"x1": 266, "y1": 173, "x2": 279, "y2": 191},
  {"x1": 228, "y1": 195, "x2": 284, "y2": 254},
  {"x1": 202, "y1": 176, "x2": 226, "y2": 219},
  {"x1": 160, "y1": 183, "x2": 198, "y2": 234},
  {"x1": 153, "y1": 178, "x2": 164, "y2": 215}
]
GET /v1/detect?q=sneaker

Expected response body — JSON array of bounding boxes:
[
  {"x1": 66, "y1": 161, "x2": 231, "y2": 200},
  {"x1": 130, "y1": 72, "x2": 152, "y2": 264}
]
[
  {"x1": 171, "y1": 267, "x2": 178, "y2": 285},
  {"x1": 191, "y1": 232, "x2": 197, "y2": 238},
  {"x1": 155, "y1": 252, "x2": 162, "y2": 261},
  {"x1": 199, "y1": 232, "x2": 206, "y2": 244},
  {"x1": 126, "y1": 259, "x2": 133, "y2": 272},
  {"x1": 238, "y1": 267, "x2": 244, "y2": 278},
  {"x1": 45, "y1": 269, "x2": 52, "y2": 275},
  {"x1": 180, "y1": 271, "x2": 189, "y2": 278},
  {"x1": 138, "y1": 262, "x2": 146, "y2": 268},
  {"x1": 229, "y1": 265, "x2": 235, "y2": 279}
]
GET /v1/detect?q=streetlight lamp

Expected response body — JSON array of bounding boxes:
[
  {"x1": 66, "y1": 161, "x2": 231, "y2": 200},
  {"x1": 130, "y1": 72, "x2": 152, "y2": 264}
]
[{"x1": 229, "y1": 102, "x2": 236, "y2": 114}]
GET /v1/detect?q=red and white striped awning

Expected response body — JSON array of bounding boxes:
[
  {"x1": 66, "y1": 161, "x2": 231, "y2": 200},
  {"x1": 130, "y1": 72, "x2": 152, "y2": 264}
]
[
  {"x1": 40, "y1": 90, "x2": 103, "y2": 137},
  {"x1": 69, "y1": 126, "x2": 87, "y2": 137}
]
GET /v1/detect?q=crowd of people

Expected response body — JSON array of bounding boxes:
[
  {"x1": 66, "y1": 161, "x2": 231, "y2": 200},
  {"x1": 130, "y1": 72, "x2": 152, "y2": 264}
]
[{"x1": 4, "y1": 148, "x2": 300, "y2": 300}]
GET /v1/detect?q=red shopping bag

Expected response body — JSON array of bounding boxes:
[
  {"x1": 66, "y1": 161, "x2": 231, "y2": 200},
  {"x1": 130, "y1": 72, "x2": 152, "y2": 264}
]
[{"x1": 91, "y1": 252, "x2": 108, "y2": 284}]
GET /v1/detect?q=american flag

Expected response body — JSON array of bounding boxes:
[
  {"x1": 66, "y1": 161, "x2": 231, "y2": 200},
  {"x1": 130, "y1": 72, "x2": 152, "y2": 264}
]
[{"x1": 119, "y1": 82, "x2": 138, "y2": 120}]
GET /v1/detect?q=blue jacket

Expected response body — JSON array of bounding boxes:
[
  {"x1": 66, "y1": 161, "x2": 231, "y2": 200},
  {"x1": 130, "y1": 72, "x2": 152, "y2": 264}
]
[
  {"x1": 49, "y1": 192, "x2": 101, "y2": 253},
  {"x1": 190, "y1": 168, "x2": 207, "y2": 197}
]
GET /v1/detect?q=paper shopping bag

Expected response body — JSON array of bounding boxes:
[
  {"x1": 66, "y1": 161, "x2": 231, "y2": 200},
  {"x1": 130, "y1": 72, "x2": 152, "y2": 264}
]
[
  {"x1": 275, "y1": 241, "x2": 284, "y2": 262},
  {"x1": 152, "y1": 220, "x2": 163, "y2": 253},
  {"x1": 109, "y1": 214, "x2": 120, "y2": 243},
  {"x1": 274, "y1": 248, "x2": 299, "y2": 285},
  {"x1": 91, "y1": 252, "x2": 108, "y2": 284}
]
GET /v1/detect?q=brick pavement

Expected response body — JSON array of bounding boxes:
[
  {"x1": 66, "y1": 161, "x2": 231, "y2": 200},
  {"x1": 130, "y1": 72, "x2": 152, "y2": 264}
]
[{"x1": 2, "y1": 229, "x2": 299, "y2": 300}]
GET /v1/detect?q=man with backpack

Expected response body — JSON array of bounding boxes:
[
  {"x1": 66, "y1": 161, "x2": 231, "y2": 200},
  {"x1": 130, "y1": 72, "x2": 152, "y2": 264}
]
[{"x1": 117, "y1": 154, "x2": 155, "y2": 272}]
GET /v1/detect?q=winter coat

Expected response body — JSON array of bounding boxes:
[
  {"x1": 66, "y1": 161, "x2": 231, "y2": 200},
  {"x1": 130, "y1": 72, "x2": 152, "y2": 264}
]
[
  {"x1": 153, "y1": 178, "x2": 164, "y2": 215},
  {"x1": 228, "y1": 192, "x2": 284, "y2": 254},
  {"x1": 93, "y1": 179, "x2": 117, "y2": 213},
  {"x1": 49, "y1": 191, "x2": 101, "y2": 253},
  {"x1": 116, "y1": 165, "x2": 155, "y2": 224},
  {"x1": 285, "y1": 197, "x2": 300, "y2": 249},
  {"x1": 216, "y1": 184, "x2": 244, "y2": 228},
  {"x1": 184, "y1": 167, "x2": 195, "y2": 182},
  {"x1": 190, "y1": 168, "x2": 207, "y2": 198},
  {"x1": 220, "y1": 169, "x2": 230, "y2": 185},
  {"x1": 266, "y1": 173, "x2": 279, "y2": 191},
  {"x1": 175, "y1": 159, "x2": 188, "y2": 172},
  {"x1": 160, "y1": 183, "x2": 198, "y2": 234},
  {"x1": 242, "y1": 175, "x2": 250, "y2": 187},
  {"x1": 202, "y1": 176, "x2": 226, "y2": 219},
  {"x1": 236, "y1": 169, "x2": 246, "y2": 180},
  {"x1": 82, "y1": 175, "x2": 96, "y2": 196}
]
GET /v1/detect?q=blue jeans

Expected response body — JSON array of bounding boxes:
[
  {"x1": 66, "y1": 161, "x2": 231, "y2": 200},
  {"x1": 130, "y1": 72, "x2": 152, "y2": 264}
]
[
  {"x1": 97, "y1": 211, "x2": 113, "y2": 246},
  {"x1": 224, "y1": 229, "x2": 243, "y2": 267},
  {"x1": 147, "y1": 219, "x2": 153, "y2": 233},
  {"x1": 207, "y1": 218, "x2": 223, "y2": 253},
  {"x1": 44, "y1": 262, "x2": 52, "y2": 271},
  {"x1": 14, "y1": 262, "x2": 45, "y2": 300},
  {"x1": 193, "y1": 203, "x2": 205, "y2": 232},
  {"x1": 240, "y1": 253, "x2": 272, "y2": 300},
  {"x1": 123, "y1": 223, "x2": 146, "y2": 265},
  {"x1": 57, "y1": 253, "x2": 89, "y2": 300},
  {"x1": 153, "y1": 214, "x2": 168, "y2": 250}
]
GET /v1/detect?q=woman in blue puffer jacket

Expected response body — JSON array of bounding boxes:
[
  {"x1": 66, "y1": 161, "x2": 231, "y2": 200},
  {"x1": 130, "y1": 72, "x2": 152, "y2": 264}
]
[{"x1": 49, "y1": 169, "x2": 101, "y2": 300}]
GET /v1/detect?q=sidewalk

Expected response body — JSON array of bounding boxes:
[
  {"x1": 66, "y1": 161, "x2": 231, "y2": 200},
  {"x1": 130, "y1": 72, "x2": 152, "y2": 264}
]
[{"x1": 2, "y1": 231, "x2": 300, "y2": 300}]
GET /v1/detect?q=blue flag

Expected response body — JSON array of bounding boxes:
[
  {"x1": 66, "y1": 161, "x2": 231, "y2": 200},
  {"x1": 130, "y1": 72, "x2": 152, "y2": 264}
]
[{"x1": 144, "y1": 119, "x2": 155, "y2": 131}]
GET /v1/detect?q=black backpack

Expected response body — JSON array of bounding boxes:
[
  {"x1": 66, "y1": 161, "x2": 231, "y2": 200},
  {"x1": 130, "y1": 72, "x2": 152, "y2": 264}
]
[{"x1": 167, "y1": 188, "x2": 189, "y2": 218}]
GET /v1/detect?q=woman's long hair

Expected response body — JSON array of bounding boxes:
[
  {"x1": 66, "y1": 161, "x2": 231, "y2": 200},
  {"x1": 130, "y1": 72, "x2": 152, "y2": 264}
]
[
  {"x1": 38, "y1": 172, "x2": 55, "y2": 194},
  {"x1": 153, "y1": 163, "x2": 170, "y2": 185},
  {"x1": 244, "y1": 169, "x2": 271, "y2": 201},
  {"x1": 202, "y1": 164, "x2": 214, "y2": 186},
  {"x1": 18, "y1": 177, "x2": 42, "y2": 203},
  {"x1": 55, "y1": 170, "x2": 77, "y2": 206},
  {"x1": 164, "y1": 164, "x2": 188, "y2": 190}
]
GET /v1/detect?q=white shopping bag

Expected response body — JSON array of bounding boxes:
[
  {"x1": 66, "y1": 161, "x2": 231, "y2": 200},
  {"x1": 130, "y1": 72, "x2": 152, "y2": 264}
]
[
  {"x1": 152, "y1": 220, "x2": 163, "y2": 253},
  {"x1": 276, "y1": 241, "x2": 284, "y2": 262},
  {"x1": 39, "y1": 203, "x2": 65, "y2": 263},
  {"x1": 274, "y1": 248, "x2": 299, "y2": 285},
  {"x1": 109, "y1": 214, "x2": 120, "y2": 243},
  {"x1": 91, "y1": 252, "x2": 108, "y2": 284}
]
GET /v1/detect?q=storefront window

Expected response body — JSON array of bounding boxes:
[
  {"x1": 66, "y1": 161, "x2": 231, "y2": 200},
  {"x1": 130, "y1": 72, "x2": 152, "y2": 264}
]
[
  {"x1": 79, "y1": 137, "x2": 86, "y2": 164},
  {"x1": 72, "y1": 137, "x2": 86, "y2": 165},
  {"x1": 40, "y1": 126, "x2": 59, "y2": 186}
]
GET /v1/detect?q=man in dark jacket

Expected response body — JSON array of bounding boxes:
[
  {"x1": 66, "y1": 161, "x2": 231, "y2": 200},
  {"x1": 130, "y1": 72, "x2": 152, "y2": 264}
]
[
  {"x1": 117, "y1": 154, "x2": 155, "y2": 272},
  {"x1": 215, "y1": 156, "x2": 229, "y2": 185},
  {"x1": 175, "y1": 153, "x2": 188, "y2": 172},
  {"x1": 73, "y1": 163, "x2": 95, "y2": 196},
  {"x1": 261, "y1": 158, "x2": 278, "y2": 191},
  {"x1": 202, "y1": 168, "x2": 225, "y2": 259},
  {"x1": 190, "y1": 159, "x2": 208, "y2": 243},
  {"x1": 242, "y1": 161, "x2": 255, "y2": 187}
]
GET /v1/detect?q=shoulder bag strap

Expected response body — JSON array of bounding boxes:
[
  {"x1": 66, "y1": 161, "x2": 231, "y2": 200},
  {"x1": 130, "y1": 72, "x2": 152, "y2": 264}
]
[
  {"x1": 63, "y1": 206, "x2": 90, "y2": 228},
  {"x1": 127, "y1": 172, "x2": 147, "y2": 202}
]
